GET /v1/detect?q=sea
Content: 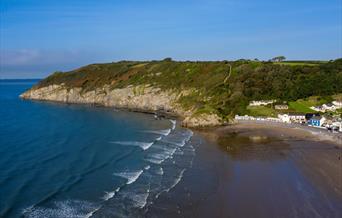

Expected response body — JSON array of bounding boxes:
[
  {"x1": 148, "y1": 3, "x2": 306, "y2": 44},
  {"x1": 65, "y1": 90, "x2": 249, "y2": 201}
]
[{"x1": 0, "y1": 79, "x2": 196, "y2": 217}]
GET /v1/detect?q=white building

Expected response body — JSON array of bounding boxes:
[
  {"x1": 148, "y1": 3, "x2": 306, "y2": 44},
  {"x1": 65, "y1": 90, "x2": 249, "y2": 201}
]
[
  {"x1": 322, "y1": 103, "x2": 336, "y2": 111},
  {"x1": 310, "y1": 105, "x2": 325, "y2": 112},
  {"x1": 332, "y1": 122, "x2": 342, "y2": 132},
  {"x1": 332, "y1": 101, "x2": 342, "y2": 108},
  {"x1": 311, "y1": 101, "x2": 342, "y2": 112},
  {"x1": 278, "y1": 114, "x2": 290, "y2": 123},
  {"x1": 249, "y1": 100, "x2": 276, "y2": 106},
  {"x1": 278, "y1": 113, "x2": 306, "y2": 123},
  {"x1": 275, "y1": 104, "x2": 289, "y2": 110},
  {"x1": 308, "y1": 116, "x2": 326, "y2": 127}
]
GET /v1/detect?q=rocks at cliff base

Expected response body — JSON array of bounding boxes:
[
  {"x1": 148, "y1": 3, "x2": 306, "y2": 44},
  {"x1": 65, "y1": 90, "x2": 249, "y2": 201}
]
[{"x1": 20, "y1": 84, "x2": 222, "y2": 128}]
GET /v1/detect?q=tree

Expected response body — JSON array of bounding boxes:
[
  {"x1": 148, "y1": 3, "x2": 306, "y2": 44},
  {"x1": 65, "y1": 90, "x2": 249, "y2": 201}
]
[
  {"x1": 271, "y1": 56, "x2": 286, "y2": 62},
  {"x1": 163, "y1": 57, "x2": 173, "y2": 62}
]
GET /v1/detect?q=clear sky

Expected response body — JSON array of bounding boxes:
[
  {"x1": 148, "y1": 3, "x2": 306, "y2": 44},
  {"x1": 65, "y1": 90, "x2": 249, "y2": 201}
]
[{"x1": 0, "y1": 0, "x2": 341, "y2": 78}]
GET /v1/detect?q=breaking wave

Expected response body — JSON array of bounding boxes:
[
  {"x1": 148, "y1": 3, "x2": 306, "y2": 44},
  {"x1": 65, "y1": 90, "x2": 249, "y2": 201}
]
[
  {"x1": 167, "y1": 169, "x2": 186, "y2": 192},
  {"x1": 102, "y1": 187, "x2": 120, "y2": 201},
  {"x1": 129, "y1": 190, "x2": 150, "y2": 208},
  {"x1": 114, "y1": 170, "x2": 144, "y2": 185},
  {"x1": 170, "y1": 120, "x2": 176, "y2": 130},
  {"x1": 22, "y1": 200, "x2": 99, "y2": 218},
  {"x1": 156, "y1": 167, "x2": 164, "y2": 175},
  {"x1": 110, "y1": 141, "x2": 154, "y2": 150},
  {"x1": 143, "y1": 129, "x2": 171, "y2": 136}
]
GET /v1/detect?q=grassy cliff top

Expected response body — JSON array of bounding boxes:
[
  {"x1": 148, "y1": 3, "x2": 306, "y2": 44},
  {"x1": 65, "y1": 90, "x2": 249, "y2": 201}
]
[{"x1": 34, "y1": 59, "x2": 342, "y2": 119}]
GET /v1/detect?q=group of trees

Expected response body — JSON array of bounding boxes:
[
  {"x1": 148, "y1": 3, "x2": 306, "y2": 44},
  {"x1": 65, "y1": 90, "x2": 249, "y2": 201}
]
[{"x1": 270, "y1": 56, "x2": 286, "y2": 62}]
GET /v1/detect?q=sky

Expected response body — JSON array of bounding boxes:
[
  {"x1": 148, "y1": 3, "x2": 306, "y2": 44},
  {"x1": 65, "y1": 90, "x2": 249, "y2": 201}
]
[{"x1": 0, "y1": 0, "x2": 341, "y2": 79}]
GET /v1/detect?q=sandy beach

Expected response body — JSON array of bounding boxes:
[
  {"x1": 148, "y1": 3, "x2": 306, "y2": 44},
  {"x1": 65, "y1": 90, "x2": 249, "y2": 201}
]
[{"x1": 145, "y1": 122, "x2": 342, "y2": 218}]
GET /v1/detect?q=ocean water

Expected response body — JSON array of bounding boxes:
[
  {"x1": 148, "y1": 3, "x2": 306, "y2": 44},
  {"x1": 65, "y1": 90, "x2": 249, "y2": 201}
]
[{"x1": 0, "y1": 80, "x2": 195, "y2": 218}]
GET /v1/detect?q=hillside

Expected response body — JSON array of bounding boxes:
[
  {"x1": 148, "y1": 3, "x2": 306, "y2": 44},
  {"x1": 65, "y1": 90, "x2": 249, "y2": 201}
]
[{"x1": 21, "y1": 59, "x2": 342, "y2": 127}]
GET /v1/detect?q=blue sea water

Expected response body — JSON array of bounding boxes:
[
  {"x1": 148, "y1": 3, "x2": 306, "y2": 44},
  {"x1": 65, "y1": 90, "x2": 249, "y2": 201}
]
[{"x1": 0, "y1": 80, "x2": 195, "y2": 217}]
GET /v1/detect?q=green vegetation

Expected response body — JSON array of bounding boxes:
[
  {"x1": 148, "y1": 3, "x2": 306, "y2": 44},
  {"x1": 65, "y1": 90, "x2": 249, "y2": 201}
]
[
  {"x1": 288, "y1": 96, "x2": 333, "y2": 113},
  {"x1": 274, "y1": 62, "x2": 319, "y2": 66},
  {"x1": 247, "y1": 106, "x2": 278, "y2": 117},
  {"x1": 288, "y1": 101, "x2": 315, "y2": 113},
  {"x1": 332, "y1": 93, "x2": 342, "y2": 101},
  {"x1": 271, "y1": 56, "x2": 286, "y2": 62},
  {"x1": 35, "y1": 58, "x2": 342, "y2": 120},
  {"x1": 273, "y1": 60, "x2": 328, "y2": 66}
]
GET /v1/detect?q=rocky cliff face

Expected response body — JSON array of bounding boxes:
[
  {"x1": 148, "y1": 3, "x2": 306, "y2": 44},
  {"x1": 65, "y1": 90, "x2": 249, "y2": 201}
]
[{"x1": 20, "y1": 84, "x2": 221, "y2": 127}]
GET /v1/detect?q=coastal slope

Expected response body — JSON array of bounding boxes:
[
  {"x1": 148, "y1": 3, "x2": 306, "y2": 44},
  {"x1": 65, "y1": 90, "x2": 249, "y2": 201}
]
[
  {"x1": 20, "y1": 59, "x2": 342, "y2": 127},
  {"x1": 20, "y1": 83, "x2": 221, "y2": 127}
]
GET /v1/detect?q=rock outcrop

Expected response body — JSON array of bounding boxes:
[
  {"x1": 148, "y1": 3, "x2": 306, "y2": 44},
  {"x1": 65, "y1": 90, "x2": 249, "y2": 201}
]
[{"x1": 20, "y1": 84, "x2": 222, "y2": 128}]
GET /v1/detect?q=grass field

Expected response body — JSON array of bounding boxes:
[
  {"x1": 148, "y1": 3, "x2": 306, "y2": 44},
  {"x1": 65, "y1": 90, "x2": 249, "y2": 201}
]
[
  {"x1": 288, "y1": 96, "x2": 334, "y2": 113},
  {"x1": 247, "y1": 106, "x2": 278, "y2": 117},
  {"x1": 288, "y1": 101, "x2": 315, "y2": 113},
  {"x1": 273, "y1": 62, "x2": 318, "y2": 66}
]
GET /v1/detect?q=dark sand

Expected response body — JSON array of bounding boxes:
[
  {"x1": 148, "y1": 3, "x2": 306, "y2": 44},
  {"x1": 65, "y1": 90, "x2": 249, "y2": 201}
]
[{"x1": 146, "y1": 123, "x2": 342, "y2": 218}]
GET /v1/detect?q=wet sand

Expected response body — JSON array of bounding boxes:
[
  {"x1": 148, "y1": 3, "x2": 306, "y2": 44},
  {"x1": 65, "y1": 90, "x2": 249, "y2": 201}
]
[{"x1": 146, "y1": 123, "x2": 342, "y2": 218}]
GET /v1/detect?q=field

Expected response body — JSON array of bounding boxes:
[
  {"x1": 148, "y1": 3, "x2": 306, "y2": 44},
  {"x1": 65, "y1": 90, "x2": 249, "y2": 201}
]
[
  {"x1": 273, "y1": 61, "x2": 327, "y2": 66},
  {"x1": 247, "y1": 106, "x2": 278, "y2": 117},
  {"x1": 288, "y1": 96, "x2": 332, "y2": 113}
]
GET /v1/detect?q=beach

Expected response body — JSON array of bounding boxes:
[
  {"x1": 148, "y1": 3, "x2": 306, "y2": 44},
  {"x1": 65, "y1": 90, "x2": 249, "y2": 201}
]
[{"x1": 145, "y1": 121, "x2": 342, "y2": 218}]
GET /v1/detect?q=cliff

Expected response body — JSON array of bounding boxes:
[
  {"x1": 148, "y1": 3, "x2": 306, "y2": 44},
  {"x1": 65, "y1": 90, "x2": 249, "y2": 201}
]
[
  {"x1": 20, "y1": 83, "x2": 221, "y2": 127},
  {"x1": 20, "y1": 59, "x2": 342, "y2": 127}
]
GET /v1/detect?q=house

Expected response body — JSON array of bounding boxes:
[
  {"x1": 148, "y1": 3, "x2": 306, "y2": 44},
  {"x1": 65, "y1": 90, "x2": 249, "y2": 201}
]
[
  {"x1": 278, "y1": 114, "x2": 290, "y2": 123},
  {"x1": 278, "y1": 113, "x2": 306, "y2": 123},
  {"x1": 310, "y1": 105, "x2": 325, "y2": 112},
  {"x1": 235, "y1": 115, "x2": 253, "y2": 120},
  {"x1": 275, "y1": 104, "x2": 288, "y2": 110},
  {"x1": 332, "y1": 101, "x2": 342, "y2": 108},
  {"x1": 331, "y1": 122, "x2": 342, "y2": 132},
  {"x1": 289, "y1": 113, "x2": 306, "y2": 123},
  {"x1": 305, "y1": 113, "x2": 320, "y2": 121},
  {"x1": 288, "y1": 113, "x2": 306, "y2": 123},
  {"x1": 249, "y1": 100, "x2": 276, "y2": 106},
  {"x1": 323, "y1": 103, "x2": 336, "y2": 111},
  {"x1": 308, "y1": 116, "x2": 326, "y2": 127}
]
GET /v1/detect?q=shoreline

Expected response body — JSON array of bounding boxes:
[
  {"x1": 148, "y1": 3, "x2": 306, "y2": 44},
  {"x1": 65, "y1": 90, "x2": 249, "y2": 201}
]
[
  {"x1": 141, "y1": 112, "x2": 341, "y2": 217},
  {"x1": 197, "y1": 120, "x2": 342, "y2": 146},
  {"x1": 147, "y1": 121, "x2": 342, "y2": 217},
  {"x1": 232, "y1": 120, "x2": 342, "y2": 146},
  {"x1": 22, "y1": 96, "x2": 342, "y2": 146}
]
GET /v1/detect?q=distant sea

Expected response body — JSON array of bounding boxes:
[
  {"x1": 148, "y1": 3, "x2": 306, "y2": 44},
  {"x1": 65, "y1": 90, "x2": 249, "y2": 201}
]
[{"x1": 0, "y1": 79, "x2": 195, "y2": 217}]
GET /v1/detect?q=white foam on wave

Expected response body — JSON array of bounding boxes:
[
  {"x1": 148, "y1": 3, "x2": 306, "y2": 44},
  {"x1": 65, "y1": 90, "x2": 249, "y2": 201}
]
[
  {"x1": 161, "y1": 129, "x2": 193, "y2": 147},
  {"x1": 129, "y1": 189, "x2": 150, "y2": 209},
  {"x1": 22, "y1": 200, "x2": 98, "y2": 218},
  {"x1": 114, "y1": 170, "x2": 144, "y2": 185},
  {"x1": 145, "y1": 157, "x2": 164, "y2": 165},
  {"x1": 166, "y1": 169, "x2": 186, "y2": 192},
  {"x1": 145, "y1": 145, "x2": 177, "y2": 165},
  {"x1": 156, "y1": 167, "x2": 164, "y2": 175},
  {"x1": 110, "y1": 141, "x2": 154, "y2": 150},
  {"x1": 161, "y1": 139, "x2": 185, "y2": 147},
  {"x1": 143, "y1": 129, "x2": 171, "y2": 136},
  {"x1": 156, "y1": 136, "x2": 162, "y2": 141},
  {"x1": 102, "y1": 187, "x2": 121, "y2": 201},
  {"x1": 145, "y1": 141, "x2": 180, "y2": 165},
  {"x1": 144, "y1": 165, "x2": 151, "y2": 170},
  {"x1": 84, "y1": 206, "x2": 101, "y2": 218},
  {"x1": 170, "y1": 120, "x2": 176, "y2": 130}
]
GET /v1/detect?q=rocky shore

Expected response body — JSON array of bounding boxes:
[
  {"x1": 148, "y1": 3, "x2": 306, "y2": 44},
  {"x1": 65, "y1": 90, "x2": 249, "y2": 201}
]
[{"x1": 20, "y1": 84, "x2": 222, "y2": 128}]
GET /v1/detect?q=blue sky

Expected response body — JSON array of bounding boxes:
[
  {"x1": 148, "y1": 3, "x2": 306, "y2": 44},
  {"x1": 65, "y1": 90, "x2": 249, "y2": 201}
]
[{"x1": 0, "y1": 0, "x2": 341, "y2": 78}]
